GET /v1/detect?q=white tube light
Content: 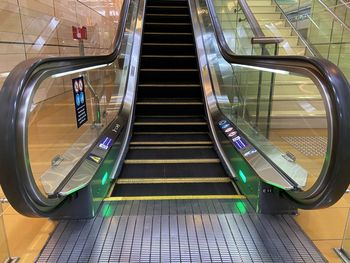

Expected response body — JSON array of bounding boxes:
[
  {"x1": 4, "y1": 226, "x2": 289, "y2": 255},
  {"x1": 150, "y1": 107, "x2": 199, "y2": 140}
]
[
  {"x1": 51, "y1": 64, "x2": 109, "y2": 78},
  {"x1": 233, "y1": 64, "x2": 290, "y2": 75}
]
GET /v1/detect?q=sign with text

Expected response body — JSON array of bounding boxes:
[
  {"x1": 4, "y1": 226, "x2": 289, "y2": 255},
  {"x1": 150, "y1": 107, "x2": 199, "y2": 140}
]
[
  {"x1": 72, "y1": 26, "x2": 87, "y2": 40},
  {"x1": 72, "y1": 76, "x2": 88, "y2": 128}
]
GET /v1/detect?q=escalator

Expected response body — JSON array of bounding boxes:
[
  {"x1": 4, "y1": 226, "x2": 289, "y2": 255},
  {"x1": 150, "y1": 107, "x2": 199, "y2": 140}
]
[
  {"x1": 1, "y1": 0, "x2": 350, "y2": 261},
  {"x1": 111, "y1": 0, "x2": 238, "y2": 199}
]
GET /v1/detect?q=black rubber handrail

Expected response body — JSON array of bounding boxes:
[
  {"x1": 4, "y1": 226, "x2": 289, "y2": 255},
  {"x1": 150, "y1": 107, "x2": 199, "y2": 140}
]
[
  {"x1": 206, "y1": 0, "x2": 350, "y2": 209},
  {"x1": 0, "y1": 0, "x2": 131, "y2": 216}
]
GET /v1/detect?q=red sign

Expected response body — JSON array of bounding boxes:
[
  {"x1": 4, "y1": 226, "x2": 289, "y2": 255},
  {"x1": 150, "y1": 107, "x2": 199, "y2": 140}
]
[{"x1": 72, "y1": 26, "x2": 87, "y2": 40}]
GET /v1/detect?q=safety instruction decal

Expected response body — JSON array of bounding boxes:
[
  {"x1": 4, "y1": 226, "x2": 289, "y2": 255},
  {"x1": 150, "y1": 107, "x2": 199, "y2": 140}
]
[{"x1": 72, "y1": 76, "x2": 88, "y2": 128}]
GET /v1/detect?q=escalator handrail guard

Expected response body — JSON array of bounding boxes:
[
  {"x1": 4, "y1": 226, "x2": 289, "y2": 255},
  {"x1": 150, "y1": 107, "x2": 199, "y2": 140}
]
[
  {"x1": 0, "y1": 0, "x2": 131, "y2": 216},
  {"x1": 205, "y1": 0, "x2": 350, "y2": 208}
]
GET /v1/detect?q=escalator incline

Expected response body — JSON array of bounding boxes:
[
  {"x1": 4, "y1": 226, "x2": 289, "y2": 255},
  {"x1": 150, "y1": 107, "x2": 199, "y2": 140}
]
[{"x1": 111, "y1": 0, "x2": 237, "y2": 198}]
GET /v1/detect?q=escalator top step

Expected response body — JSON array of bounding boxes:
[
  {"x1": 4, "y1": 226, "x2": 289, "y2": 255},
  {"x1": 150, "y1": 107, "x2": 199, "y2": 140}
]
[
  {"x1": 125, "y1": 147, "x2": 218, "y2": 160},
  {"x1": 134, "y1": 116, "x2": 206, "y2": 123},
  {"x1": 116, "y1": 177, "x2": 231, "y2": 184},
  {"x1": 136, "y1": 98, "x2": 202, "y2": 103},
  {"x1": 131, "y1": 133, "x2": 210, "y2": 142},
  {"x1": 119, "y1": 162, "x2": 229, "y2": 178}
]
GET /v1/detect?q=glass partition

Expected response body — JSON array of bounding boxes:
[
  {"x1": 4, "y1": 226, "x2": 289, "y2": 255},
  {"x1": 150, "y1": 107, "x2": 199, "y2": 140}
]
[
  {"x1": 0, "y1": 203, "x2": 10, "y2": 262},
  {"x1": 275, "y1": 0, "x2": 350, "y2": 79},
  {"x1": 0, "y1": 0, "x2": 124, "y2": 90},
  {"x1": 28, "y1": 0, "x2": 138, "y2": 196},
  {"x1": 197, "y1": 0, "x2": 329, "y2": 190},
  {"x1": 212, "y1": 0, "x2": 310, "y2": 56},
  {"x1": 212, "y1": 0, "x2": 280, "y2": 56}
]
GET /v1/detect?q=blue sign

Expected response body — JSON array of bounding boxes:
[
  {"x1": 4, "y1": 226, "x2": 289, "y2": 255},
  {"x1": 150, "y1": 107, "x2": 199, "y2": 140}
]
[
  {"x1": 218, "y1": 119, "x2": 249, "y2": 151},
  {"x1": 219, "y1": 120, "x2": 228, "y2": 127},
  {"x1": 232, "y1": 136, "x2": 248, "y2": 150},
  {"x1": 98, "y1": 137, "x2": 113, "y2": 151},
  {"x1": 72, "y1": 76, "x2": 88, "y2": 128}
]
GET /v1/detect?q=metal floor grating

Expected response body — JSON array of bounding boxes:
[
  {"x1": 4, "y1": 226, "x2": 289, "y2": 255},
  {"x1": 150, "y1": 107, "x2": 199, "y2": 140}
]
[
  {"x1": 36, "y1": 200, "x2": 325, "y2": 262},
  {"x1": 282, "y1": 136, "x2": 327, "y2": 157}
]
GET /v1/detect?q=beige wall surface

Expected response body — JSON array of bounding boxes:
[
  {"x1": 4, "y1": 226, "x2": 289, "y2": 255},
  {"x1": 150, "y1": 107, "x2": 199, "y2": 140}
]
[{"x1": 0, "y1": 0, "x2": 124, "y2": 89}]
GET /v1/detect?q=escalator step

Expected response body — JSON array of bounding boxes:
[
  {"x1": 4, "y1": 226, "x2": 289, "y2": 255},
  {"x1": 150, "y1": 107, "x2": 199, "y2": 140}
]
[
  {"x1": 138, "y1": 68, "x2": 199, "y2": 84},
  {"x1": 130, "y1": 142, "x2": 212, "y2": 146},
  {"x1": 143, "y1": 32, "x2": 193, "y2": 44},
  {"x1": 133, "y1": 117, "x2": 208, "y2": 132},
  {"x1": 131, "y1": 133, "x2": 210, "y2": 143},
  {"x1": 145, "y1": 14, "x2": 191, "y2": 23},
  {"x1": 125, "y1": 147, "x2": 218, "y2": 159},
  {"x1": 141, "y1": 43, "x2": 196, "y2": 56},
  {"x1": 133, "y1": 123, "x2": 208, "y2": 132},
  {"x1": 144, "y1": 22, "x2": 192, "y2": 33},
  {"x1": 135, "y1": 102, "x2": 204, "y2": 115},
  {"x1": 134, "y1": 116, "x2": 205, "y2": 122},
  {"x1": 146, "y1": 6, "x2": 189, "y2": 15},
  {"x1": 119, "y1": 163, "x2": 228, "y2": 178},
  {"x1": 137, "y1": 84, "x2": 201, "y2": 98},
  {"x1": 117, "y1": 177, "x2": 231, "y2": 184},
  {"x1": 140, "y1": 55, "x2": 197, "y2": 69},
  {"x1": 147, "y1": 0, "x2": 188, "y2": 6},
  {"x1": 111, "y1": 182, "x2": 237, "y2": 196}
]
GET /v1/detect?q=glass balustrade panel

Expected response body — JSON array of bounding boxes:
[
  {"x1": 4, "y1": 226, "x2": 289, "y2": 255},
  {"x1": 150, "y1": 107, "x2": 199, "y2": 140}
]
[
  {"x1": 27, "y1": 0, "x2": 138, "y2": 197},
  {"x1": 197, "y1": 0, "x2": 329, "y2": 190}
]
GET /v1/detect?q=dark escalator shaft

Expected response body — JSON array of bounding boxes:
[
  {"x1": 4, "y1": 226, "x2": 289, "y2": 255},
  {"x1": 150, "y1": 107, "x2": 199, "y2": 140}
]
[{"x1": 111, "y1": 0, "x2": 237, "y2": 198}]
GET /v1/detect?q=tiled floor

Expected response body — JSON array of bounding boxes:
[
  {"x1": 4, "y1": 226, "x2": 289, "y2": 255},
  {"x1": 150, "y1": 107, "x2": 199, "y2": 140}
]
[
  {"x1": 270, "y1": 128, "x2": 350, "y2": 263},
  {"x1": 0, "y1": 187, "x2": 57, "y2": 262}
]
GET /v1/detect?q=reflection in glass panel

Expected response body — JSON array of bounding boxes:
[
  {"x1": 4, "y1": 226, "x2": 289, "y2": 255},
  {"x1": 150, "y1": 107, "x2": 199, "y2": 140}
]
[
  {"x1": 27, "y1": 0, "x2": 138, "y2": 196},
  {"x1": 0, "y1": 0, "x2": 124, "y2": 91},
  {"x1": 197, "y1": 0, "x2": 328, "y2": 190},
  {"x1": 274, "y1": 0, "x2": 350, "y2": 81}
]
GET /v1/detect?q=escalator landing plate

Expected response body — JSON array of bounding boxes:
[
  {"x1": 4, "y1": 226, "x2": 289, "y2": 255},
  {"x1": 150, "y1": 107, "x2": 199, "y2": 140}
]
[{"x1": 37, "y1": 200, "x2": 325, "y2": 263}]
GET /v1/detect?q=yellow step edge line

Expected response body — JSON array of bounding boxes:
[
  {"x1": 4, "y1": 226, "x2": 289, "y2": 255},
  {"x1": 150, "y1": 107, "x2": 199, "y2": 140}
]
[
  {"x1": 134, "y1": 122, "x2": 207, "y2": 125},
  {"x1": 133, "y1": 132, "x2": 208, "y2": 135},
  {"x1": 129, "y1": 141, "x2": 212, "y2": 145},
  {"x1": 141, "y1": 69, "x2": 198, "y2": 72},
  {"x1": 136, "y1": 115, "x2": 202, "y2": 118},
  {"x1": 136, "y1": 102, "x2": 203, "y2": 105},
  {"x1": 117, "y1": 177, "x2": 231, "y2": 184},
  {"x1": 129, "y1": 146, "x2": 213, "y2": 150},
  {"x1": 105, "y1": 195, "x2": 246, "y2": 201},
  {"x1": 124, "y1": 159, "x2": 220, "y2": 164}
]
